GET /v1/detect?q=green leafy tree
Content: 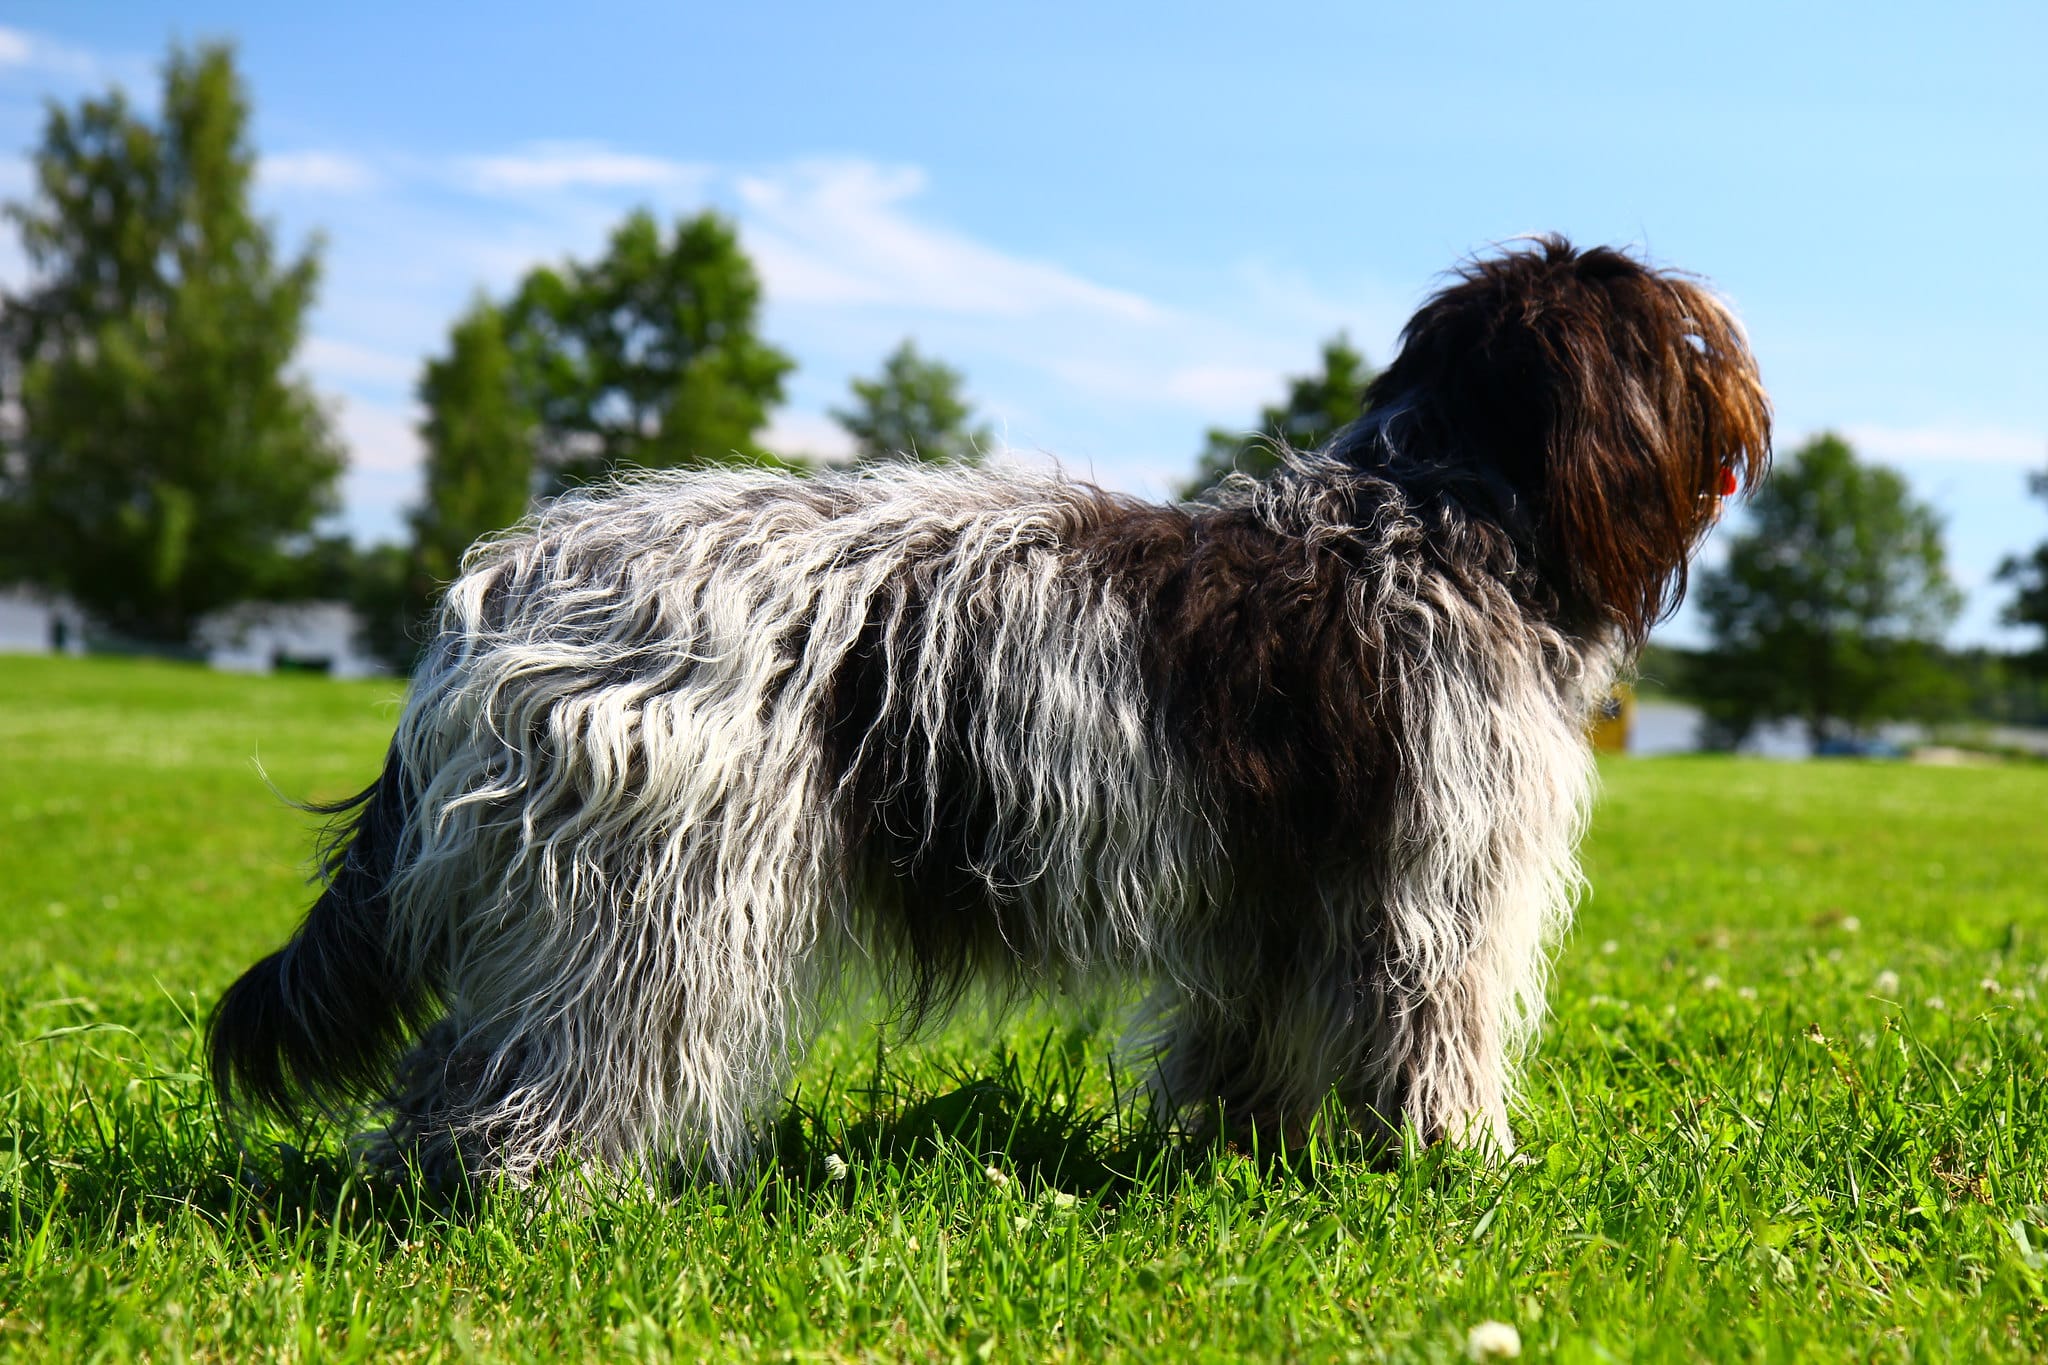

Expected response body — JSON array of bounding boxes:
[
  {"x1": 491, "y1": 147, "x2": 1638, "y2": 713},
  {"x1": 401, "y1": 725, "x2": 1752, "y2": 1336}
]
[
  {"x1": 346, "y1": 300, "x2": 535, "y2": 670},
  {"x1": 1693, "y1": 433, "x2": 1964, "y2": 749},
  {"x1": 0, "y1": 44, "x2": 343, "y2": 644},
  {"x1": 414, "y1": 300, "x2": 532, "y2": 586},
  {"x1": 832, "y1": 339, "x2": 993, "y2": 466},
  {"x1": 1181, "y1": 335, "x2": 1375, "y2": 498},
  {"x1": 1996, "y1": 466, "x2": 2048, "y2": 671},
  {"x1": 502, "y1": 209, "x2": 795, "y2": 492}
]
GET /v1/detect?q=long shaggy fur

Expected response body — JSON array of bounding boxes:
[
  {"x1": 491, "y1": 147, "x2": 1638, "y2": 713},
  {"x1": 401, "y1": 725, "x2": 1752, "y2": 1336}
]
[{"x1": 210, "y1": 238, "x2": 1770, "y2": 1184}]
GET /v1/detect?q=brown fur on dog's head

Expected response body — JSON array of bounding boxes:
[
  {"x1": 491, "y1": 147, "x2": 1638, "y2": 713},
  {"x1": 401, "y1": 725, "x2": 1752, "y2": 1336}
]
[{"x1": 1363, "y1": 236, "x2": 1771, "y2": 645}]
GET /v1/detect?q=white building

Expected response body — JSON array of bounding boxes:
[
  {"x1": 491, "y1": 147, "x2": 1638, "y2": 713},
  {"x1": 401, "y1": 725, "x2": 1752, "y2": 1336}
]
[
  {"x1": 196, "y1": 601, "x2": 387, "y2": 679},
  {"x1": 0, "y1": 588, "x2": 87, "y2": 656}
]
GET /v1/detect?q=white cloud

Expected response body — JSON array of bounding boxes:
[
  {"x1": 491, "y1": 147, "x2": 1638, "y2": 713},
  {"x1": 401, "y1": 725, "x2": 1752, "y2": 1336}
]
[
  {"x1": 0, "y1": 158, "x2": 35, "y2": 289},
  {"x1": 761, "y1": 409, "x2": 856, "y2": 464},
  {"x1": 304, "y1": 336, "x2": 418, "y2": 390},
  {"x1": 1232, "y1": 260, "x2": 1407, "y2": 355},
  {"x1": 0, "y1": 25, "x2": 100, "y2": 80},
  {"x1": 261, "y1": 151, "x2": 378, "y2": 194},
  {"x1": 737, "y1": 160, "x2": 1157, "y2": 322},
  {"x1": 333, "y1": 395, "x2": 422, "y2": 476},
  {"x1": 330, "y1": 395, "x2": 423, "y2": 543},
  {"x1": 1843, "y1": 424, "x2": 2044, "y2": 468},
  {"x1": 0, "y1": 154, "x2": 30, "y2": 198},
  {"x1": 456, "y1": 141, "x2": 708, "y2": 195},
  {"x1": 1162, "y1": 364, "x2": 1287, "y2": 418}
]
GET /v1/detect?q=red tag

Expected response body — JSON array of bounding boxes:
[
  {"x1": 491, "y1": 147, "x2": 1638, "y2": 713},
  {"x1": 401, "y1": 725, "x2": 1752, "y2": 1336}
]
[{"x1": 1718, "y1": 468, "x2": 1739, "y2": 498}]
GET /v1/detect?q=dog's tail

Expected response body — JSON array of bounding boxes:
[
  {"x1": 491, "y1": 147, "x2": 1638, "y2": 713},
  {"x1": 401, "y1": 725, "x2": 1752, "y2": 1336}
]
[{"x1": 209, "y1": 745, "x2": 436, "y2": 1119}]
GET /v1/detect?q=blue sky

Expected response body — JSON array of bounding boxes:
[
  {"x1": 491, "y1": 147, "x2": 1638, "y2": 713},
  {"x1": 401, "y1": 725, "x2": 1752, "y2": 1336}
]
[{"x1": 1, "y1": 3, "x2": 2042, "y2": 646}]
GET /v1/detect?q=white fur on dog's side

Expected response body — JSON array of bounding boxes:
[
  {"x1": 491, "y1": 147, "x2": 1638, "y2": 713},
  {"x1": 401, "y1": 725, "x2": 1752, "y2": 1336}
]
[{"x1": 365, "y1": 456, "x2": 1609, "y2": 1181}]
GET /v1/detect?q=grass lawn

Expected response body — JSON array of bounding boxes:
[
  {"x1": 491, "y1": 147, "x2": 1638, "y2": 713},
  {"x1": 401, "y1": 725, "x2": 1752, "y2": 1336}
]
[{"x1": 1, "y1": 653, "x2": 2044, "y2": 1362}]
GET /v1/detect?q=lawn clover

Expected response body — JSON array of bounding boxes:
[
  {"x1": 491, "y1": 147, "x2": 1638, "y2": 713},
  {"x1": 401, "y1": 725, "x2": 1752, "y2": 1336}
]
[
  {"x1": 1466, "y1": 1319, "x2": 1522, "y2": 1360},
  {"x1": 822, "y1": 1153, "x2": 849, "y2": 1183},
  {"x1": 1873, "y1": 969, "x2": 1900, "y2": 996}
]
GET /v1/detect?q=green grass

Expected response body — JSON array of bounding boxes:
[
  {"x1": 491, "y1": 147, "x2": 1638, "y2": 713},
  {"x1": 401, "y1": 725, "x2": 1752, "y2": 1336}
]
[{"x1": 2, "y1": 654, "x2": 2044, "y2": 1362}]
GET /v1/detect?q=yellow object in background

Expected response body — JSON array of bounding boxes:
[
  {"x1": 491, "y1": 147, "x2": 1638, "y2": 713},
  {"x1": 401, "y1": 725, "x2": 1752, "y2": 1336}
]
[{"x1": 1588, "y1": 684, "x2": 1633, "y2": 754}]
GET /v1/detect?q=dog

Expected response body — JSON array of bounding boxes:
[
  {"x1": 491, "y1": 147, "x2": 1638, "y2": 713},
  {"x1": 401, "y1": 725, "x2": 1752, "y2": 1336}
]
[{"x1": 210, "y1": 237, "x2": 1769, "y2": 1185}]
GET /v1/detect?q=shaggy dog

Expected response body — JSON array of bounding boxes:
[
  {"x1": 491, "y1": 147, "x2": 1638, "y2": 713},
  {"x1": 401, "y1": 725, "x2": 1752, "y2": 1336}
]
[{"x1": 210, "y1": 237, "x2": 1770, "y2": 1184}]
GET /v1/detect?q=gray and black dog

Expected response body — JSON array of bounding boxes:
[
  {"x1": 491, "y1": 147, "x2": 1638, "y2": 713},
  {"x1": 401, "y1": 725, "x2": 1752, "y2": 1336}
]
[{"x1": 211, "y1": 237, "x2": 1770, "y2": 1184}]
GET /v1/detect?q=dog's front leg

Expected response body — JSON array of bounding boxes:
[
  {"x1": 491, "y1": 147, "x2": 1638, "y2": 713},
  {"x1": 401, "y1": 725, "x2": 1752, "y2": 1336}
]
[
  {"x1": 1344, "y1": 894, "x2": 1548, "y2": 1159},
  {"x1": 1139, "y1": 964, "x2": 1363, "y2": 1155}
]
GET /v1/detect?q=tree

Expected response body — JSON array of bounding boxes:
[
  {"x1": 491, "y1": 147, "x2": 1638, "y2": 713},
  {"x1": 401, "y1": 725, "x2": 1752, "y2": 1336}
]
[
  {"x1": 1996, "y1": 466, "x2": 2048, "y2": 671},
  {"x1": 413, "y1": 301, "x2": 532, "y2": 587},
  {"x1": 832, "y1": 339, "x2": 992, "y2": 465},
  {"x1": 0, "y1": 44, "x2": 343, "y2": 644},
  {"x1": 1181, "y1": 335, "x2": 1375, "y2": 498},
  {"x1": 343, "y1": 300, "x2": 535, "y2": 670},
  {"x1": 501, "y1": 209, "x2": 794, "y2": 492},
  {"x1": 1692, "y1": 433, "x2": 1963, "y2": 749}
]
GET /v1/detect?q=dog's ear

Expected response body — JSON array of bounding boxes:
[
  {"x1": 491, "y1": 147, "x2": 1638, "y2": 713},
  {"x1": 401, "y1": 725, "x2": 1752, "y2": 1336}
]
[{"x1": 1366, "y1": 237, "x2": 1771, "y2": 644}]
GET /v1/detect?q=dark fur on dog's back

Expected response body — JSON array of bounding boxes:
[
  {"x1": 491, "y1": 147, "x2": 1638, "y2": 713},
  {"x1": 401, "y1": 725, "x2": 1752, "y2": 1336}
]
[{"x1": 208, "y1": 751, "x2": 436, "y2": 1118}]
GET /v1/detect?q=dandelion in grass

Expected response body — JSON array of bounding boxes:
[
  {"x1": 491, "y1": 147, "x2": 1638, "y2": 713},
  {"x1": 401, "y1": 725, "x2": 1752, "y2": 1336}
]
[
  {"x1": 1979, "y1": 977, "x2": 2002, "y2": 995},
  {"x1": 1874, "y1": 969, "x2": 1901, "y2": 996},
  {"x1": 1466, "y1": 1320, "x2": 1522, "y2": 1360}
]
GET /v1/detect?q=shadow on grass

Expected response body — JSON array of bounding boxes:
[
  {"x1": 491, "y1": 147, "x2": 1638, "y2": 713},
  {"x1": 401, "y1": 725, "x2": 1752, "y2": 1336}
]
[
  {"x1": 767, "y1": 1038, "x2": 1177, "y2": 1207},
  {"x1": 7, "y1": 1022, "x2": 1407, "y2": 1256}
]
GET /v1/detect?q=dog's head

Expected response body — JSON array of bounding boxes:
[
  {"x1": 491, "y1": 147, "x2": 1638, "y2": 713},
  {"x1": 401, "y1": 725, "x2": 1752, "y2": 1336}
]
[{"x1": 1362, "y1": 236, "x2": 1771, "y2": 644}]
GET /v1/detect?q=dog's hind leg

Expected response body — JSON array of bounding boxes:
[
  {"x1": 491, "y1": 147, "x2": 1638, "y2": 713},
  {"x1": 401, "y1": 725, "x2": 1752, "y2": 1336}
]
[
  {"x1": 369, "y1": 877, "x2": 824, "y2": 1189},
  {"x1": 372, "y1": 1016, "x2": 537, "y2": 1190},
  {"x1": 369, "y1": 1005, "x2": 640, "y2": 1191}
]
